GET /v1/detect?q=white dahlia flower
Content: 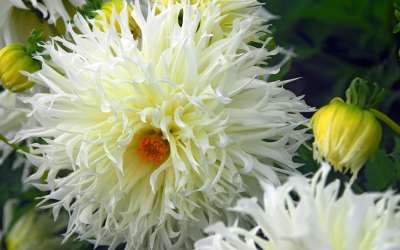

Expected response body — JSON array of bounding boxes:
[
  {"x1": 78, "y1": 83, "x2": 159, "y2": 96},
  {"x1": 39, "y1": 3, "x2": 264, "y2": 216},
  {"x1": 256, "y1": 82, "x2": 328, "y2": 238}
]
[
  {"x1": 18, "y1": 2, "x2": 310, "y2": 249},
  {"x1": 195, "y1": 163, "x2": 400, "y2": 250},
  {"x1": 0, "y1": 0, "x2": 85, "y2": 46}
]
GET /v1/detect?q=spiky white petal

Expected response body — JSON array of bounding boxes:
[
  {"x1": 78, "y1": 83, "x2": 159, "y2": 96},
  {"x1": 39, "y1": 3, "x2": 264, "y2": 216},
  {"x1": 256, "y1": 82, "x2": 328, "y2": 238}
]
[
  {"x1": 18, "y1": 2, "x2": 310, "y2": 249},
  {"x1": 195, "y1": 163, "x2": 400, "y2": 250},
  {"x1": 154, "y1": 0, "x2": 277, "y2": 39},
  {"x1": 0, "y1": 0, "x2": 15, "y2": 46}
]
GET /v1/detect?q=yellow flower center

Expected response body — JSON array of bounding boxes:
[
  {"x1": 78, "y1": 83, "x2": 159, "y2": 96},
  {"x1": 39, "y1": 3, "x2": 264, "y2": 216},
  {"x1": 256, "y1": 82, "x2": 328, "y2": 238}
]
[{"x1": 137, "y1": 134, "x2": 169, "y2": 166}]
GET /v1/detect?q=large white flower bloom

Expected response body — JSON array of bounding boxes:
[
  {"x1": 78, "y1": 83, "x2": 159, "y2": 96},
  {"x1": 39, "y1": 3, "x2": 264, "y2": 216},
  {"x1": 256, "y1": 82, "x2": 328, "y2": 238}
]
[
  {"x1": 18, "y1": 2, "x2": 310, "y2": 249},
  {"x1": 195, "y1": 163, "x2": 400, "y2": 250},
  {"x1": 0, "y1": 0, "x2": 86, "y2": 46}
]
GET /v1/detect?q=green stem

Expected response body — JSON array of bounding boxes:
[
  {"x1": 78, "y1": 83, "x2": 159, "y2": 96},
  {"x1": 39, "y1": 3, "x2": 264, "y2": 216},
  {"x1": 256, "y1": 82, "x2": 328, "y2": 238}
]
[
  {"x1": 0, "y1": 134, "x2": 27, "y2": 152},
  {"x1": 370, "y1": 109, "x2": 400, "y2": 135}
]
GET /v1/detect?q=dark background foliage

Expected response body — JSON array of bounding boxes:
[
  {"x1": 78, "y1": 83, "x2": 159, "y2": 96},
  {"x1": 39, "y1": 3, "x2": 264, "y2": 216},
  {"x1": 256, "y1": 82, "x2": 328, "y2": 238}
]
[
  {"x1": 0, "y1": 0, "x2": 399, "y2": 249},
  {"x1": 264, "y1": 0, "x2": 400, "y2": 192}
]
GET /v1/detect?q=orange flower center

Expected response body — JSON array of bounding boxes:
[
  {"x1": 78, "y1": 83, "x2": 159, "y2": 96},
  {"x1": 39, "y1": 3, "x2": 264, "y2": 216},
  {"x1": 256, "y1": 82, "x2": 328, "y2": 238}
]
[{"x1": 137, "y1": 134, "x2": 170, "y2": 166}]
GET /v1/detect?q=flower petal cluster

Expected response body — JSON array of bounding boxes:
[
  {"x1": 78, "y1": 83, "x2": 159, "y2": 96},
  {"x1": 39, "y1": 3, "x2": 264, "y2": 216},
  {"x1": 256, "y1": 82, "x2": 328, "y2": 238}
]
[
  {"x1": 11, "y1": 0, "x2": 83, "y2": 24},
  {"x1": 195, "y1": 163, "x2": 400, "y2": 250},
  {"x1": 154, "y1": 0, "x2": 276, "y2": 38},
  {"x1": 18, "y1": 2, "x2": 310, "y2": 249},
  {"x1": 0, "y1": 0, "x2": 84, "y2": 46},
  {"x1": 95, "y1": 0, "x2": 141, "y2": 38}
]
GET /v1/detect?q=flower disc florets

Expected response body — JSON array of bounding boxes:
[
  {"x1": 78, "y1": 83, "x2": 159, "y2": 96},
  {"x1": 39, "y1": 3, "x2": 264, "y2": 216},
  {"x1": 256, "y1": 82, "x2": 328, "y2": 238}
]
[{"x1": 18, "y1": 2, "x2": 310, "y2": 249}]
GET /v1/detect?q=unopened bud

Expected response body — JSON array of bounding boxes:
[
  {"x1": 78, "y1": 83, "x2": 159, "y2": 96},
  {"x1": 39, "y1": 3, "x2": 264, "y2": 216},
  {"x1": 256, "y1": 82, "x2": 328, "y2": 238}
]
[
  {"x1": 311, "y1": 97, "x2": 382, "y2": 173},
  {"x1": 0, "y1": 44, "x2": 40, "y2": 92}
]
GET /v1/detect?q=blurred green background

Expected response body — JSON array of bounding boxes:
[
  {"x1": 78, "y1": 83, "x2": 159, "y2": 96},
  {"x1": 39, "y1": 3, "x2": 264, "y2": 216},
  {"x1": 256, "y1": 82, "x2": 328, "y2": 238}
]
[
  {"x1": 267, "y1": 0, "x2": 399, "y2": 115},
  {"x1": 0, "y1": 0, "x2": 399, "y2": 249},
  {"x1": 265, "y1": 0, "x2": 400, "y2": 192}
]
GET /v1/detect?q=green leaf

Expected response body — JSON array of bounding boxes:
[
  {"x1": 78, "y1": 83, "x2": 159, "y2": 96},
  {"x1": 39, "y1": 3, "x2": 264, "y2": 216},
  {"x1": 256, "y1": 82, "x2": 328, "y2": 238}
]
[
  {"x1": 0, "y1": 153, "x2": 23, "y2": 208},
  {"x1": 394, "y1": 137, "x2": 400, "y2": 160},
  {"x1": 295, "y1": 144, "x2": 320, "y2": 175},
  {"x1": 364, "y1": 144, "x2": 400, "y2": 191},
  {"x1": 393, "y1": 23, "x2": 400, "y2": 34},
  {"x1": 67, "y1": 240, "x2": 91, "y2": 250},
  {"x1": 365, "y1": 150, "x2": 395, "y2": 191}
]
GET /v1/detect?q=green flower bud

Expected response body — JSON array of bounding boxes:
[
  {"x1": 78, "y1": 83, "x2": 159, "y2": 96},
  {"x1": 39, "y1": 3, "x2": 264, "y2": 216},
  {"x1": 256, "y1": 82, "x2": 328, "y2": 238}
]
[
  {"x1": 311, "y1": 97, "x2": 382, "y2": 173},
  {"x1": 0, "y1": 44, "x2": 39, "y2": 92}
]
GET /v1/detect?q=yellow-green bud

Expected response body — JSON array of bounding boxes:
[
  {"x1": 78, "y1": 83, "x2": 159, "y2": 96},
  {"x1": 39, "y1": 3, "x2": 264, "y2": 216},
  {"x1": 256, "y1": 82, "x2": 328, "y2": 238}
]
[
  {"x1": 0, "y1": 44, "x2": 40, "y2": 92},
  {"x1": 311, "y1": 97, "x2": 382, "y2": 173},
  {"x1": 95, "y1": 0, "x2": 141, "y2": 39}
]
